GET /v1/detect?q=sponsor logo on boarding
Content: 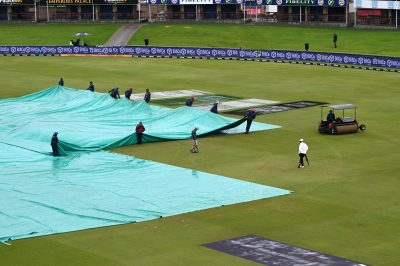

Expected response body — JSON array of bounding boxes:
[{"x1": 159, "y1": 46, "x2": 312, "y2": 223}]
[
  {"x1": 387, "y1": 60, "x2": 400, "y2": 68},
  {"x1": 363, "y1": 57, "x2": 371, "y2": 65},
  {"x1": 181, "y1": 0, "x2": 212, "y2": 3},
  {"x1": 215, "y1": 0, "x2": 221, "y2": 3},
  {"x1": 318, "y1": 0, "x2": 324, "y2": 5},
  {"x1": 139, "y1": 48, "x2": 150, "y2": 54},
  {"x1": 0, "y1": 0, "x2": 23, "y2": 3},
  {"x1": 236, "y1": 0, "x2": 243, "y2": 3},
  {"x1": 301, "y1": 53, "x2": 315, "y2": 60},
  {"x1": 373, "y1": 58, "x2": 386, "y2": 66},
  {"x1": 287, "y1": 52, "x2": 300, "y2": 60},
  {"x1": 358, "y1": 57, "x2": 363, "y2": 64},
  {"x1": 256, "y1": 0, "x2": 262, "y2": 4},
  {"x1": 196, "y1": 48, "x2": 210, "y2": 56},
  {"x1": 124, "y1": 47, "x2": 135, "y2": 54},
  {"x1": 90, "y1": 47, "x2": 102, "y2": 54},
  {"x1": 0, "y1": 47, "x2": 10, "y2": 53},
  {"x1": 258, "y1": 51, "x2": 269, "y2": 58},
  {"x1": 186, "y1": 49, "x2": 195, "y2": 56},
  {"x1": 150, "y1": 0, "x2": 156, "y2": 4},
  {"x1": 171, "y1": 0, "x2": 178, "y2": 3},
  {"x1": 347, "y1": 56, "x2": 357, "y2": 64},
  {"x1": 45, "y1": 47, "x2": 57, "y2": 53},
  {"x1": 276, "y1": 0, "x2": 282, "y2": 5},
  {"x1": 124, "y1": 47, "x2": 135, "y2": 53},
  {"x1": 238, "y1": 50, "x2": 258, "y2": 58},
  {"x1": 338, "y1": 0, "x2": 345, "y2": 6},
  {"x1": 212, "y1": 49, "x2": 227, "y2": 57},
  {"x1": 167, "y1": 48, "x2": 173, "y2": 55}
]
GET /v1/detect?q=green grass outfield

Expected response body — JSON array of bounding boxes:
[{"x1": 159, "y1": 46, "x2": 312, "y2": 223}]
[
  {"x1": 1, "y1": 24, "x2": 400, "y2": 56},
  {"x1": 1, "y1": 25, "x2": 400, "y2": 266}
]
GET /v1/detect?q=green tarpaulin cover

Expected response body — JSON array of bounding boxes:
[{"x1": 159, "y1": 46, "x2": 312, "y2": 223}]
[
  {"x1": 1, "y1": 86, "x2": 252, "y2": 155},
  {"x1": 0, "y1": 87, "x2": 288, "y2": 243}
]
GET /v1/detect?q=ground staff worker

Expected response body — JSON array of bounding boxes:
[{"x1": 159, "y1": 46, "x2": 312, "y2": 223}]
[
  {"x1": 185, "y1": 97, "x2": 195, "y2": 107},
  {"x1": 210, "y1": 101, "x2": 219, "y2": 114},
  {"x1": 135, "y1": 122, "x2": 145, "y2": 144},
  {"x1": 244, "y1": 108, "x2": 256, "y2": 134},
  {"x1": 125, "y1": 88, "x2": 133, "y2": 100},
  {"x1": 51, "y1": 132, "x2": 60, "y2": 157},
  {"x1": 333, "y1": 33, "x2": 338, "y2": 48},
  {"x1": 144, "y1": 89, "x2": 151, "y2": 103},
  {"x1": 87, "y1": 81, "x2": 94, "y2": 92},
  {"x1": 327, "y1": 110, "x2": 335, "y2": 123},
  {"x1": 298, "y1": 138, "x2": 308, "y2": 168},
  {"x1": 190, "y1": 126, "x2": 199, "y2": 153},
  {"x1": 109, "y1": 88, "x2": 120, "y2": 99}
]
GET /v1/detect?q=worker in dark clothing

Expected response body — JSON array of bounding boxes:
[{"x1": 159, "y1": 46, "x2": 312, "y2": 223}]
[
  {"x1": 244, "y1": 108, "x2": 257, "y2": 134},
  {"x1": 144, "y1": 89, "x2": 151, "y2": 103},
  {"x1": 333, "y1": 33, "x2": 338, "y2": 48},
  {"x1": 190, "y1": 126, "x2": 199, "y2": 153},
  {"x1": 135, "y1": 122, "x2": 145, "y2": 144},
  {"x1": 51, "y1": 132, "x2": 60, "y2": 157},
  {"x1": 327, "y1": 110, "x2": 335, "y2": 124},
  {"x1": 125, "y1": 87, "x2": 133, "y2": 100},
  {"x1": 109, "y1": 87, "x2": 120, "y2": 99},
  {"x1": 185, "y1": 97, "x2": 195, "y2": 107},
  {"x1": 87, "y1": 81, "x2": 94, "y2": 92},
  {"x1": 58, "y1": 78, "x2": 64, "y2": 86},
  {"x1": 210, "y1": 101, "x2": 219, "y2": 114}
]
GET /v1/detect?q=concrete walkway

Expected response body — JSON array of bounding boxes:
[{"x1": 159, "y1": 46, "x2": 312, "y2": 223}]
[{"x1": 104, "y1": 24, "x2": 145, "y2": 46}]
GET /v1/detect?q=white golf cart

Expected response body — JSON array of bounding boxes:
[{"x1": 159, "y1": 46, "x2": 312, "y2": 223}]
[{"x1": 318, "y1": 104, "x2": 366, "y2": 135}]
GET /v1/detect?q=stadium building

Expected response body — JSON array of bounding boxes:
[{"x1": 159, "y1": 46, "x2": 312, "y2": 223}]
[{"x1": 1, "y1": 0, "x2": 400, "y2": 28}]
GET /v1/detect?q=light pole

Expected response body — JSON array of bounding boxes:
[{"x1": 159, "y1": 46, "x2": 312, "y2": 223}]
[
  {"x1": 34, "y1": 0, "x2": 39, "y2": 22},
  {"x1": 46, "y1": 0, "x2": 49, "y2": 22}
]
